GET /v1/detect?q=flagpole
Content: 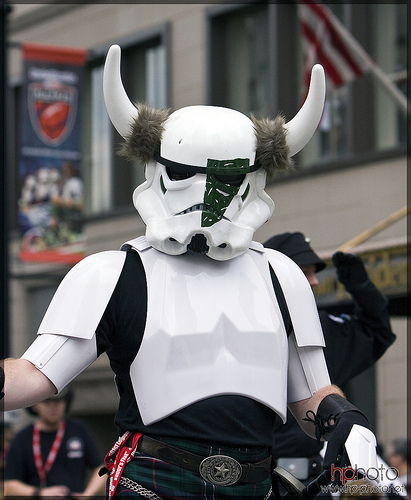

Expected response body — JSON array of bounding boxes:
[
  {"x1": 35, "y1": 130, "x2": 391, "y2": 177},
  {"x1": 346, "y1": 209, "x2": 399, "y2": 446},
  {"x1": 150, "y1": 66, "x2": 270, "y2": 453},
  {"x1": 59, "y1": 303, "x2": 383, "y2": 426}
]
[
  {"x1": 337, "y1": 204, "x2": 410, "y2": 253},
  {"x1": 321, "y1": 3, "x2": 409, "y2": 117},
  {"x1": 1, "y1": 1, "x2": 11, "y2": 358},
  {"x1": 367, "y1": 64, "x2": 409, "y2": 117}
]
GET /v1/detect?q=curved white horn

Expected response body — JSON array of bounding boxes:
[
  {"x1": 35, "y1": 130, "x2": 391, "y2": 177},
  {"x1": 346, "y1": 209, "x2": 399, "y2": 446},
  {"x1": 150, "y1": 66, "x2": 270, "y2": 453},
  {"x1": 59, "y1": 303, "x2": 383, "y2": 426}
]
[
  {"x1": 103, "y1": 44, "x2": 138, "y2": 138},
  {"x1": 285, "y1": 64, "x2": 326, "y2": 157}
]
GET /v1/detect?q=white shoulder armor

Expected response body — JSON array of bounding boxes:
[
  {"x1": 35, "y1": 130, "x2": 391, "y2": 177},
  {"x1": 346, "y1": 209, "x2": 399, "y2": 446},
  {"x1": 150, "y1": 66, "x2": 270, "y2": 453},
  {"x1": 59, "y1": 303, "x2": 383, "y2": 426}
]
[
  {"x1": 265, "y1": 248, "x2": 324, "y2": 347},
  {"x1": 38, "y1": 250, "x2": 127, "y2": 340},
  {"x1": 264, "y1": 248, "x2": 330, "y2": 401}
]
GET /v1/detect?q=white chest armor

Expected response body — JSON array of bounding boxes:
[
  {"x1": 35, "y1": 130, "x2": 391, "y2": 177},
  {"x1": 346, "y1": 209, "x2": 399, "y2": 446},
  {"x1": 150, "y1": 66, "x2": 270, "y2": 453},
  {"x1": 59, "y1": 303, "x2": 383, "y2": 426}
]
[
  {"x1": 127, "y1": 238, "x2": 289, "y2": 425},
  {"x1": 22, "y1": 237, "x2": 328, "y2": 427}
]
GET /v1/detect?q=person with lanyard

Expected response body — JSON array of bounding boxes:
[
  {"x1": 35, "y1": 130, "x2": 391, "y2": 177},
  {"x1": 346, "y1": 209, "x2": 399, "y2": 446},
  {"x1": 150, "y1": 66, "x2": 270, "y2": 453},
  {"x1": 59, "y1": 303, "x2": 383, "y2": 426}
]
[
  {"x1": 1, "y1": 47, "x2": 379, "y2": 500},
  {"x1": 4, "y1": 387, "x2": 106, "y2": 498},
  {"x1": 264, "y1": 232, "x2": 396, "y2": 489}
]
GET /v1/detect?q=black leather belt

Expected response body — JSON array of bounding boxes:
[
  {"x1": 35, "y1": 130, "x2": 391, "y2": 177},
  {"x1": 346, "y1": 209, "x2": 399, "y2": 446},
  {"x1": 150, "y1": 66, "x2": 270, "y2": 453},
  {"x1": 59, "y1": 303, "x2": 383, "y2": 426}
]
[{"x1": 136, "y1": 435, "x2": 272, "y2": 486}]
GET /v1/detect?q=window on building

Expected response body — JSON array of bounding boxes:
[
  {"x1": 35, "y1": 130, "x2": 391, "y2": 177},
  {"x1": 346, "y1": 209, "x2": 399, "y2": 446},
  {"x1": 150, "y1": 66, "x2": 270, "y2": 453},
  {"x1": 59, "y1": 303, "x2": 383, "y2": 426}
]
[
  {"x1": 209, "y1": 4, "x2": 272, "y2": 116},
  {"x1": 300, "y1": 3, "x2": 407, "y2": 168},
  {"x1": 84, "y1": 35, "x2": 168, "y2": 216},
  {"x1": 209, "y1": 3, "x2": 406, "y2": 173},
  {"x1": 373, "y1": 4, "x2": 407, "y2": 149},
  {"x1": 298, "y1": 3, "x2": 350, "y2": 168},
  {"x1": 30, "y1": 285, "x2": 58, "y2": 335}
]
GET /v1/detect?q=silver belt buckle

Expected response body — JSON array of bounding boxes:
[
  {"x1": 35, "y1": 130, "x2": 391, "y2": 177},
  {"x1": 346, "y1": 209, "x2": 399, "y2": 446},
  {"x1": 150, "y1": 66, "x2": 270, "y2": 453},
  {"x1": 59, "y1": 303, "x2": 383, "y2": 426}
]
[{"x1": 199, "y1": 455, "x2": 242, "y2": 486}]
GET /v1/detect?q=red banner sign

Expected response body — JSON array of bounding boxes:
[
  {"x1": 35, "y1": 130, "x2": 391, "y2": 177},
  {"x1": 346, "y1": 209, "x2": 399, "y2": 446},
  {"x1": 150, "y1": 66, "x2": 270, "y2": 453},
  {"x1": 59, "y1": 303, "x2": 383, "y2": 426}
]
[{"x1": 18, "y1": 43, "x2": 87, "y2": 264}]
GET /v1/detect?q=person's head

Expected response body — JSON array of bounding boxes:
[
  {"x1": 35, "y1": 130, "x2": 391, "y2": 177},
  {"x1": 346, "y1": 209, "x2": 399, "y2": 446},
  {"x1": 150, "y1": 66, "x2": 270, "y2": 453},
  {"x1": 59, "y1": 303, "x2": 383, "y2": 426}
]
[
  {"x1": 28, "y1": 387, "x2": 73, "y2": 429},
  {"x1": 386, "y1": 438, "x2": 411, "y2": 473},
  {"x1": 61, "y1": 160, "x2": 75, "y2": 178},
  {"x1": 103, "y1": 44, "x2": 326, "y2": 261},
  {"x1": 264, "y1": 232, "x2": 326, "y2": 288}
]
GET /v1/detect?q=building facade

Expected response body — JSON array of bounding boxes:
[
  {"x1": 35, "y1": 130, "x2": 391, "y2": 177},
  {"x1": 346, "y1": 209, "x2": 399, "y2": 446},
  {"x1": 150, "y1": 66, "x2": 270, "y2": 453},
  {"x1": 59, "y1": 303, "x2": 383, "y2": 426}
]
[{"x1": 5, "y1": 2, "x2": 408, "y2": 454}]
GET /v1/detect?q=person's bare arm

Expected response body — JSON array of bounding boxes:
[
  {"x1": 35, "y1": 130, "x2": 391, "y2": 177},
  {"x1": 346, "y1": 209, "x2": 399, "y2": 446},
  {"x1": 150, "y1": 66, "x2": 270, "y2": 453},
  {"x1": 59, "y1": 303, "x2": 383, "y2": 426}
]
[
  {"x1": 4, "y1": 479, "x2": 70, "y2": 497},
  {"x1": 72, "y1": 465, "x2": 107, "y2": 497},
  {"x1": 289, "y1": 384, "x2": 376, "y2": 476},
  {"x1": 1, "y1": 358, "x2": 56, "y2": 411},
  {"x1": 4, "y1": 479, "x2": 39, "y2": 496},
  {"x1": 288, "y1": 384, "x2": 344, "y2": 438}
]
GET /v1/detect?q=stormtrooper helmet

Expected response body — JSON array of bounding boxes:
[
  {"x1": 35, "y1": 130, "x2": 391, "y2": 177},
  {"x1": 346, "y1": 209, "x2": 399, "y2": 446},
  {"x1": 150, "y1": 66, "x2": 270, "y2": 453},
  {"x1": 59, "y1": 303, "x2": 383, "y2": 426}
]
[{"x1": 103, "y1": 44, "x2": 325, "y2": 260}]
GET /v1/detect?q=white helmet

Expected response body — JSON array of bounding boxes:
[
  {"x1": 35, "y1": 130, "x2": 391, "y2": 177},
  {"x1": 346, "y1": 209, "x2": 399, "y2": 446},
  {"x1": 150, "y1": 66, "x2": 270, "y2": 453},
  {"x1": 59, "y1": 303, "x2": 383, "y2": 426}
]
[{"x1": 103, "y1": 45, "x2": 325, "y2": 260}]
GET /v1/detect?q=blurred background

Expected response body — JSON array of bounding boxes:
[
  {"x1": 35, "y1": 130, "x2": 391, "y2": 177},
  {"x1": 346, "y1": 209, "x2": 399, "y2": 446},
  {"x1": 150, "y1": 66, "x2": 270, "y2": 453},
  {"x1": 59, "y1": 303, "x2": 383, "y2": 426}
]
[{"x1": 2, "y1": 2, "x2": 408, "y2": 457}]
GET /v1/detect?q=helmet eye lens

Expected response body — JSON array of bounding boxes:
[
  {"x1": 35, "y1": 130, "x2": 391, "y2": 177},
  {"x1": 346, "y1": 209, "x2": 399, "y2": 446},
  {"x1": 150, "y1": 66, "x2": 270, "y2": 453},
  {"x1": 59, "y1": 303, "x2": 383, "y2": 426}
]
[
  {"x1": 215, "y1": 174, "x2": 246, "y2": 187},
  {"x1": 166, "y1": 167, "x2": 195, "y2": 181},
  {"x1": 165, "y1": 166, "x2": 246, "y2": 186}
]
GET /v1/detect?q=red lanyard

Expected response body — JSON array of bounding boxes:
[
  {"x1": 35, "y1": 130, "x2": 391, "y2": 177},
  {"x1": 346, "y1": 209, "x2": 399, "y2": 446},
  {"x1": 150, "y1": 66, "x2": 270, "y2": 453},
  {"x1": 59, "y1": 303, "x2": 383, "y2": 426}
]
[
  {"x1": 32, "y1": 420, "x2": 66, "y2": 487},
  {"x1": 104, "y1": 431, "x2": 142, "y2": 500}
]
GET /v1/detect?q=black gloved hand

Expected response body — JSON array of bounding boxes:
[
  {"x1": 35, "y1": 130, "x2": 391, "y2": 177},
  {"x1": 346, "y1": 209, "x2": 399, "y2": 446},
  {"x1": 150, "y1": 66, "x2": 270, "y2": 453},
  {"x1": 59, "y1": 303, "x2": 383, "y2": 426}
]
[
  {"x1": 332, "y1": 251, "x2": 388, "y2": 315},
  {"x1": 309, "y1": 394, "x2": 371, "y2": 485},
  {"x1": 322, "y1": 410, "x2": 370, "y2": 472},
  {"x1": 332, "y1": 251, "x2": 368, "y2": 289}
]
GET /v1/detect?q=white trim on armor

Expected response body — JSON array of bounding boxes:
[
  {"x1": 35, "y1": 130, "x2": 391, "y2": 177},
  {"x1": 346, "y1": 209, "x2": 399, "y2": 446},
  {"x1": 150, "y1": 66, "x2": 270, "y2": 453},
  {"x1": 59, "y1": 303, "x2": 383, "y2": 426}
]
[
  {"x1": 21, "y1": 334, "x2": 98, "y2": 392},
  {"x1": 345, "y1": 425, "x2": 378, "y2": 477},
  {"x1": 287, "y1": 332, "x2": 330, "y2": 403},
  {"x1": 123, "y1": 235, "x2": 151, "y2": 253}
]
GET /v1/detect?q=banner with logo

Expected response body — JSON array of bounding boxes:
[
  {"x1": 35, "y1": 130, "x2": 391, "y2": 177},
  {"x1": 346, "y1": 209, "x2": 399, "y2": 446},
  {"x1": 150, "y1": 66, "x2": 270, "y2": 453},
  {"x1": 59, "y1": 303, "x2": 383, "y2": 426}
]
[{"x1": 18, "y1": 43, "x2": 87, "y2": 264}]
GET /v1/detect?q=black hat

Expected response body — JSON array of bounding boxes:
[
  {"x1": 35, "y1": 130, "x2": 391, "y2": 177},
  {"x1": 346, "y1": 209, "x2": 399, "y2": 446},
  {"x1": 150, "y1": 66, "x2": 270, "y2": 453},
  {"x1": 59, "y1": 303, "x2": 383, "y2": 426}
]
[
  {"x1": 26, "y1": 386, "x2": 73, "y2": 416},
  {"x1": 264, "y1": 232, "x2": 326, "y2": 273}
]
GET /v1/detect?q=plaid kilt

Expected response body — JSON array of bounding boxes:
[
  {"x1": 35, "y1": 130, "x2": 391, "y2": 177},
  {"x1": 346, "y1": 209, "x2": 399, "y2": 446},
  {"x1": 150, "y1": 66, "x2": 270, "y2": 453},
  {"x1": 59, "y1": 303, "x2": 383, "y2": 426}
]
[{"x1": 112, "y1": 438, "x2": 273, "y2": 499}]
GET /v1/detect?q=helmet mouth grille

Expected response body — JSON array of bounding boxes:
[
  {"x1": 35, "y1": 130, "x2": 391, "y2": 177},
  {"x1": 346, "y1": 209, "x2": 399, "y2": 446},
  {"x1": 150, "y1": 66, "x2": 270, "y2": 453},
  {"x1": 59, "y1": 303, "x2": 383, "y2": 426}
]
[{"x1": 187, "y1": 234, "x2": 209, "y2": 255}]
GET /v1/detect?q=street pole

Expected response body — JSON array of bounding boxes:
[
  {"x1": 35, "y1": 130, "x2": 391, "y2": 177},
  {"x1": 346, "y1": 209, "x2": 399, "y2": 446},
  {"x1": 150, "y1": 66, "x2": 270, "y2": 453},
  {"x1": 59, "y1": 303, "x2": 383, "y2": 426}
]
[{"x1": 1, "y1": 1, "x2": 11, "y2": 358}]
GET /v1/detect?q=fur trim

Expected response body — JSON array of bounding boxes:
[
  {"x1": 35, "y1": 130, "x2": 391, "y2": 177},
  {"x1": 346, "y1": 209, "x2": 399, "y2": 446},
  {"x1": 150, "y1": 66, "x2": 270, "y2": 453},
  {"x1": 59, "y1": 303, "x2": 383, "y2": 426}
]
[
  {"x1": 119, "y1": 103, "x2": 170, "y2": 163},
  {"x1": 251, "y1": 114, "x2": 294, "y2": 178}
]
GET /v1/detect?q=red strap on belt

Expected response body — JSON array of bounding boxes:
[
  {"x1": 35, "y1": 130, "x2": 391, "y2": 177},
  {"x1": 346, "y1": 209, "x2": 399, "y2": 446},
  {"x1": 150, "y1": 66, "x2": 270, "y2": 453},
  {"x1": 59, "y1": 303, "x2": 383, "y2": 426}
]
[{"x1": 104, "y1": 432, "x2": 143, "y2": 499}]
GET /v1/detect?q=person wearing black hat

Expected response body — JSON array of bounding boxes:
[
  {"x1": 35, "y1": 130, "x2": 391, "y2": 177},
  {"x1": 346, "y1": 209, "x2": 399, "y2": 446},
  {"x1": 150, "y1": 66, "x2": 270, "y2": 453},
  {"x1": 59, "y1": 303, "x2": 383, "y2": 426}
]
[
  {"x1": 4, "y1": 387, "x2": 106, "y2": 498},
  {"x1": 264, "y1": 232, "x2": 396, "y2": 487}
]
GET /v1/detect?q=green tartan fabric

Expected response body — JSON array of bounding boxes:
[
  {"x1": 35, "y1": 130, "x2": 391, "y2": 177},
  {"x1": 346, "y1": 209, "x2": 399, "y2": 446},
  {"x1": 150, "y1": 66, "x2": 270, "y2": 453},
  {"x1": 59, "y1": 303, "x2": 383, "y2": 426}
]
[{"x1": 114, "y1": 437, "x2": 273, "y2": 499}]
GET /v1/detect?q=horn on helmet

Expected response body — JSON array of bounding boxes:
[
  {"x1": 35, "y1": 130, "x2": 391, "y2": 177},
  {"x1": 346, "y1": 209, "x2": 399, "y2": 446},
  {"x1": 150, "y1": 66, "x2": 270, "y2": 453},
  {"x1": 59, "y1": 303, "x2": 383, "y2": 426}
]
[
  {"x1": 284, "y1": 64, "x2": 326, "y2": 157},
  {"x1": 103, "y1": 44, "x2": 138, "y2": 139},
  {"x1": 104, "y1": 44, "x2": 325, "y2": 159}
]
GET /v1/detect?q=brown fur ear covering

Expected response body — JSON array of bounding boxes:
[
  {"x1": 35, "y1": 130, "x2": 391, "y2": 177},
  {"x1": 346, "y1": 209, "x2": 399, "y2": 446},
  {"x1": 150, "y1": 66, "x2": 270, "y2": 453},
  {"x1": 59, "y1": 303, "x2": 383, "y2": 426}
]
[
  {"x1": 251, "y1": 114, "x2": 295, "y2": 179},
  {"x1": 119, "y1": 103, "x2": 170, "y2": 163}
]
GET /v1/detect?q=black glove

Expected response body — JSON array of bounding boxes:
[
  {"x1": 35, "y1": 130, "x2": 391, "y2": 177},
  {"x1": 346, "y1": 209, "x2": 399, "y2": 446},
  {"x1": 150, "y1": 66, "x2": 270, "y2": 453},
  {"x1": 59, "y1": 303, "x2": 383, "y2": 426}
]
[
  {"x1": 332, "y1": 252, "x2": 368, "y2": 289},
  {"x1": 306, "y1": 394, "x2": 371, "y2": 484},
  {"x1": 332, "y1": 251, "x2": 388, "y2": 315},
  {"x1": 323, "y1": 412, "x2": 369, "y2": 471}
]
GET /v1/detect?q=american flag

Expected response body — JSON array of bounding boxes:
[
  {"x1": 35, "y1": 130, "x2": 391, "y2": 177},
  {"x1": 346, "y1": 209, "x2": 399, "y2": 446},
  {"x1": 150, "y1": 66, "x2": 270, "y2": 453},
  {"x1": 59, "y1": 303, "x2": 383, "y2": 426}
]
[{"x1": 298, "y1": 0, "x2": 374, "y2": 98}]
